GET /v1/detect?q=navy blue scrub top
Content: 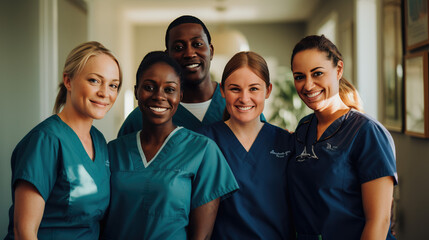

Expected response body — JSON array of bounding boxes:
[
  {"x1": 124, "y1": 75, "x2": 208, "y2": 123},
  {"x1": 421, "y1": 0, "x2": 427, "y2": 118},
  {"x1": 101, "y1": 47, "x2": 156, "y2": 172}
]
[
  {"x1": 288, "y1": 109, "x2": 397, "y2": 240},
  {"x1": 198, "y1": 121, "x2": 295, "y2": 239}
]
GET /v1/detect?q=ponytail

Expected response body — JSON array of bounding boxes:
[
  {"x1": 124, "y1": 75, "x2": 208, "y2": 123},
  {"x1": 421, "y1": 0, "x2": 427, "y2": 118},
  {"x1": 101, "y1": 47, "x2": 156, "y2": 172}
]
[
  {"x1": 53, "y1": 83, "x2": 67, "y2": 114},
  {"x1": 339, "y1": 77, "x2": 364, "y2": 113}
]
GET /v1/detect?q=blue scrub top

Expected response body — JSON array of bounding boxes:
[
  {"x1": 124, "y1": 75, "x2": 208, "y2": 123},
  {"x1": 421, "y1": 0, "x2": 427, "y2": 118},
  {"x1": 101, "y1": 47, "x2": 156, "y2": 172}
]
[
  {"x1": 289, "y1": 109, "x2": 397, "y2": 240},
  {"x1": 5, "y1": 115, "x2": 110, "y2": 240},
  {"x1": 117, "y1": 83, "x2": 266, "y2": 136},
  {"x1": 101, "y1": 127, "x2": 239, "y2": 240},
  {"x1": 198, "y1": 121, "x2": 295, "y2": 239}
]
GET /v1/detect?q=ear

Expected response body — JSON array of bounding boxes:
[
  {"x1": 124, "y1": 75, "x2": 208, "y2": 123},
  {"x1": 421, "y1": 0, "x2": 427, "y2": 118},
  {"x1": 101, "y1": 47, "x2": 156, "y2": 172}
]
[
  {"x1": 134, "y1": 85, "x2": 138, "y2": 100},
  {"x1": 209, "y1": 44, "x2": 214, "y2": 61},
  {"x1": 180, "y1": 90, "x2": 183, "y2": 101},
  {"x1": 63, "y1": 73, "x2": 72, "y2": 91},
  {"x1": 220, "y1": 83, "x2": 225, "y2": 98},
  {"x1": 265, "y1": 83, "x2": 273, "y2": 99},
  {"x1": 337, "y1": 60, "x2": 344, "y2": 80}
]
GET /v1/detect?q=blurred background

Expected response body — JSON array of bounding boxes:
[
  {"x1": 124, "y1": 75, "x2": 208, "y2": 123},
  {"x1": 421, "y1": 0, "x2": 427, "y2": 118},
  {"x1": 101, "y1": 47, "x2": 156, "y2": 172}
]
[{"x1": 1, "y1": 0, "x2": 428, "y2": 239}]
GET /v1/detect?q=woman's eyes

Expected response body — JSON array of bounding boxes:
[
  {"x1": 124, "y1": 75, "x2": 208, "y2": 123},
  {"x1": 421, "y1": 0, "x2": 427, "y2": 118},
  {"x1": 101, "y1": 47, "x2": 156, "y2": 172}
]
[
  {"x1": 164, "y1": 87, "x2": 176, "y2": 93},
  {"x1": 143, "y1": 85, "x2": 154, "y2": 91},
  {"x1": 250, "y1": 87, "x2": 259, "y2": 91},
  {"x1": 294, "y1": 75, "x2": 304, "y2": 81},
  {"x1": 294, "y1": 72, "x2": 323, "y2": 81},
  {"x1": 110, "y1": 84, "x2": 119, "y2": 90},
  {"x1": 313, "y1": 72, "x2": 323, "y2": 77},
  {"x1": 88, "y1": 78, "x2": 99, "y2": 84}
]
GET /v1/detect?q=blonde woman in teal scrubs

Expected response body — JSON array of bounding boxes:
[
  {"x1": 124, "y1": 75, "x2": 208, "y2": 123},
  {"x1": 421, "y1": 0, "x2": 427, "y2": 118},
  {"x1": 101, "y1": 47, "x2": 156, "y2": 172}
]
[{"x1": 5, "y1": 41, "x2": 122, "y2": 240}]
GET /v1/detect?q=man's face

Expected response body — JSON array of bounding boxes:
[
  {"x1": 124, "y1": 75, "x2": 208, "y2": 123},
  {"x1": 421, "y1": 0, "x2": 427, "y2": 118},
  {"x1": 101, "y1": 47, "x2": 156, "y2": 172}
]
[{"x1": 167, "y1": 23, "x2": 213, "y2": 85}]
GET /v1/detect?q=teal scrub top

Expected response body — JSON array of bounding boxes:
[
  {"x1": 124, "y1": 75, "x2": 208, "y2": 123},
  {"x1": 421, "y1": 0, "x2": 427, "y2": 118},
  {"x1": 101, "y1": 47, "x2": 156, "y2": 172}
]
[
  {"x1": 5, "y1": 115, "x2": 110, "y2": 240},
  {"x1": 101, "y1": 127, "x2": 239, "y2": 240}
]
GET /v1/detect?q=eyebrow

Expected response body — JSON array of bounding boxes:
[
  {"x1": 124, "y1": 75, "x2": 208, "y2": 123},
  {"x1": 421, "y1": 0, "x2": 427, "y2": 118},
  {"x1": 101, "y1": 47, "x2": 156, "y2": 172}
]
[
  {"x1": 142, "y1": 79, "x2": 179, "y2": 85},
  {"x1": 227, "y1": 83, "x2": 262, "y2": 87},
  {"x1": 293, "y1": 66, "x2": 324, "y2": 75}
]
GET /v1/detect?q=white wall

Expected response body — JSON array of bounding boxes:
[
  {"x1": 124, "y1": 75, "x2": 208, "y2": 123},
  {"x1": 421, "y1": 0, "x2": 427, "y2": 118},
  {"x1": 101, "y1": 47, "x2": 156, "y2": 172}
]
[
  {"x1": 0, "y1": 0, "x2": 89, "y2": 235},
  {"x1": 0, "y1": 1, "x2": 41, "y2": 236}
]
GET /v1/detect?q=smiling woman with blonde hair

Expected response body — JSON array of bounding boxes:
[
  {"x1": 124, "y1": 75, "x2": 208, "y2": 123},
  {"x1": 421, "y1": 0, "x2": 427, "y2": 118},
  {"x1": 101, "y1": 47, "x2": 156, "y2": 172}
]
[{"x1": 5, "y1": 41, "x2": 122, "y2": 240}]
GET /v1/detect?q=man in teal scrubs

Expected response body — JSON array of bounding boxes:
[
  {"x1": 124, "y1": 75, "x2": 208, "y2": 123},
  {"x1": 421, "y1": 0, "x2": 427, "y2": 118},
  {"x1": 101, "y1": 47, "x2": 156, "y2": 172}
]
[{"x1": 118, "y1": 15, "x2": 223, "y2": 135}]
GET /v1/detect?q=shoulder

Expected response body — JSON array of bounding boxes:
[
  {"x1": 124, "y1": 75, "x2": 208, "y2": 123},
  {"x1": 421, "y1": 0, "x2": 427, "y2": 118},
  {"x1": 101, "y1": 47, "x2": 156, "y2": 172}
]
[
  {"x1": 348, "y1": 110, "x2": 391, "y2": 136},
  {"x1": 174, "y1": 127, "x2": 220, "y2": 152},
  {"x1": 196, "y1": 121, "x2": 224, "y2": 136},
  {"x1": 21, "y1": 115, "x2": 64, "y2": 142},
  {"x1": 262, "y1": 122, "x2": 294, "y2": 146},
  {"x1": 108, "y1": 131, "x2": 136, "y2": 148}
]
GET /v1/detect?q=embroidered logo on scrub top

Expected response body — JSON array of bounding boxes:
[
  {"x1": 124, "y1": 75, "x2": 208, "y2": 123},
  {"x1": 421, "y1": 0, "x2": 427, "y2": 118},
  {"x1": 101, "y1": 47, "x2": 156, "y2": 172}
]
[
  {"x1": 326, "y1": 143, "x2": 338, "y2": 151},
  {"x1": 270, "y1": 150, "x2": 291, "y2": 158}
]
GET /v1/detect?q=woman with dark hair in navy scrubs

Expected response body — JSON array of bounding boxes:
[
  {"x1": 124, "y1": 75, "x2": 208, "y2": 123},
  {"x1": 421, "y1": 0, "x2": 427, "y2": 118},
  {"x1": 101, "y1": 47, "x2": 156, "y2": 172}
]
[{"x1": 289, "y1": 35, "x2": 397, "y2": 240}]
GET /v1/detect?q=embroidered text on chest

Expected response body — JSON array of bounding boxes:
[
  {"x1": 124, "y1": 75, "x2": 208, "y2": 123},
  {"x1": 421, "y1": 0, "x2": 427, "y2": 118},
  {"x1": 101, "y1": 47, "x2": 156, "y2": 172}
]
[{"x1": 270, "y1": 150, "x2": 291, "y2": 158}]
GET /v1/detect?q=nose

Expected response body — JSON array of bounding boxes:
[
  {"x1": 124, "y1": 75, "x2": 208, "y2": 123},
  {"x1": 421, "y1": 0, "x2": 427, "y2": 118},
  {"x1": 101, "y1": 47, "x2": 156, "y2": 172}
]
[
  {"x1": 239, "y1": 90, "x2": 250, "y2": 102},
  {"x1": 97, "y1": 83, "x2": 108, "y2": 97},
  {"x1": 303, "y1": 77, "x2": 316, "y2": 91},
  {"x1": 183, "y1": 44, "x2": 196, "y2": 58},
  {"x1": 152, "y1": 88, "x2": 166, "y2": 101}
]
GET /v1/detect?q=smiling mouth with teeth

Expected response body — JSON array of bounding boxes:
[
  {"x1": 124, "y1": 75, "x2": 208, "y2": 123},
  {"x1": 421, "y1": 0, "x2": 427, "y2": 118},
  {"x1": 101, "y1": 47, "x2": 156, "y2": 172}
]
[
  {"x1": 185, "y1": 63, "x2": 200, "y2": 69},
  {"x1": 150, "y1": 107, "x2": 168, "y2": 113},
  {"x1": 306, "y1": 91, "x2": 322, "y2": 98},
  {"x1": 237, "y1": 106, "x2": 253, "y2": 111}
]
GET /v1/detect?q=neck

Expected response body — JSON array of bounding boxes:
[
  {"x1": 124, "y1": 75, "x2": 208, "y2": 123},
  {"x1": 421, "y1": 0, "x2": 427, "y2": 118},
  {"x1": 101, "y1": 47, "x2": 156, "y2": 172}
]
[
  {"x1": 140, "y1": 121, "x2": 176, "y2": 145},
  {"x1": 181, "y1": 80, "x2": 216, "y2": 103},
  {"x1": 58, "y1": 105, "x2": 93, "y2": 137},
  {"x1": 225, "y1": 117, "x2": 264, "y2": 151},
  {"x1": 313, "y1": 97, "x2": 349, "y2": 140},
  {"x1": 314, "y1": 96, "x2": 349, "y2": 125}
]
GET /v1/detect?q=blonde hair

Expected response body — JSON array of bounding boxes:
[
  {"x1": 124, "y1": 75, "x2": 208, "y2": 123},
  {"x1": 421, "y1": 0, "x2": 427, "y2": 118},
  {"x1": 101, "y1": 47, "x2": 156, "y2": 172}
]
[
  {"x1": 53, "y1": 41, "x2": 122, "y2": 114},
  {"x1": 291, "y1": 35, "x2": 364, "y2": 112}
]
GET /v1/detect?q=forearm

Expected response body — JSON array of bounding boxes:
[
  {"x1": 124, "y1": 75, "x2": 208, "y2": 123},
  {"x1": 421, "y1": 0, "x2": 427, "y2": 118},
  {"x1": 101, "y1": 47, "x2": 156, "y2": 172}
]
[
  {"x1": 188, "y1": 198, "x2": 220, "y2": 240},
  {"x1": 360, "y1": 217, "x2": 390, "y2": 240},
  {"x1": 14, "y1": 225, "x2": 38, "y2": 240}
]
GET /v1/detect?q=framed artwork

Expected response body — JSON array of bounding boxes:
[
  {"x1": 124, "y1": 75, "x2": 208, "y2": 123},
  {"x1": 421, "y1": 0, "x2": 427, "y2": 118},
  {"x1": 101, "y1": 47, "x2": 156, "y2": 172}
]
[
  {"x1": 405, "y1": 0, "x2": 429, "y2": 50},
  {"x1": 404, "y1": 52, "x2": 429, "y2": 138},
  {"x1": 382, "y1": 0, "x2": 403, "y2": 131}
]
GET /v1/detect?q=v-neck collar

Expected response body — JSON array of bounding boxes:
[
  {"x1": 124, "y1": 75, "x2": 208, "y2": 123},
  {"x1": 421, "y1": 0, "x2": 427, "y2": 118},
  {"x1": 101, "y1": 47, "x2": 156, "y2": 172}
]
[
  {"x1": 54, "y1": 115, "x2": 98, "y2": 164},
  {"x1": 222, "y1": 121, "x2": 267, "y2": 154},
  {"x1": 136, "y1": 127, "x2": 183, "y2": 168}
]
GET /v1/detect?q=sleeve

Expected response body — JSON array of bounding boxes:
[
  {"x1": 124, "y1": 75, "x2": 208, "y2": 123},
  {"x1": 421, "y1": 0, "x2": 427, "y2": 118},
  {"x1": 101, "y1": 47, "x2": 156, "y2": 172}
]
[
  {"x1": 117, "y1": 107, "x2": 142, "y2": 137},
  {"x1": 190, "y1": 139, "x2": 239, "y2": 209},
  {"x1": 11, "y1": 130, "x2": 59, "y2": 201},
  {"x1": 351, "y1": 120, "x2": 398, "y2": 185}
]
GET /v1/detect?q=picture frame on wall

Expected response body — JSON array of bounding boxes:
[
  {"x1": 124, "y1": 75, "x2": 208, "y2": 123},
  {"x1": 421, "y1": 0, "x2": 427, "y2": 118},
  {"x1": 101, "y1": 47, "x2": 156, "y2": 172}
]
[
  {"x1": 405, "y1": 0, "x2": 429, "y2": 50},
  {"x1": 382, "y1": 0, "x2": 403, "y2": 132},
  {"x1": 404, "y1": 52, "x2": 429, "y2": 138}
]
